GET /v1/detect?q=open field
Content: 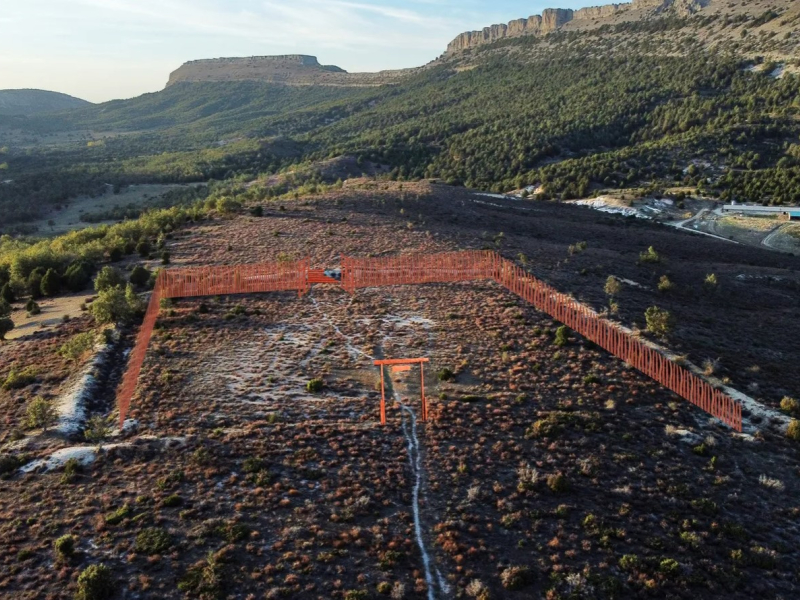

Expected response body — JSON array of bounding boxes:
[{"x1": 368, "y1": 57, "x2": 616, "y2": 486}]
[
  {"x1": 2, "y1": 181, "x2": 800, "y2": 598},
  {"x1": 16, "y1": 183, "x2": 199, "y2": 237}
]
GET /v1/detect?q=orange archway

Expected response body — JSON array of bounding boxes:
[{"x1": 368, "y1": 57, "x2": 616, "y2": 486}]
[{"x1": 374, "y1": 358, "x2": 430, "y2": 425}]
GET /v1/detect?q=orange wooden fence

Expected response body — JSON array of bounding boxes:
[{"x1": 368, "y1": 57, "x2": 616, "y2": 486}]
[
  {"x1": 341, "y1": 251, "x2": 742, "y2": 431},
  {"x1": 116, "y1": 259, "x2": 309, "y2": 427},
  {"x1": 115, "y1": 252, "x2": 741, "y2": 432}
]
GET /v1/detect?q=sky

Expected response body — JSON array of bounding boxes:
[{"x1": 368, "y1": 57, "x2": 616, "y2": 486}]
[{"x1": 0, "y1": 0, "x2": 603, "y2": 103}]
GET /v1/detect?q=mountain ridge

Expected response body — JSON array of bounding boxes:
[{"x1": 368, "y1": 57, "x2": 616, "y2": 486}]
[{"x1": 446, "y1": 0, "x2": 713, "y2": 53}]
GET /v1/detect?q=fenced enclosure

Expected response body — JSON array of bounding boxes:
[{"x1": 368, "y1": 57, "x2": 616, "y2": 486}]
[{"x1": 115, "y1": 251, "x2": 742, "y2": 431}]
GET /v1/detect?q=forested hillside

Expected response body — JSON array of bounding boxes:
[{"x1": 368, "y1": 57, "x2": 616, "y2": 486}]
[{"x1": 2, "y1": 8, "x2": 800, "y2": 230}]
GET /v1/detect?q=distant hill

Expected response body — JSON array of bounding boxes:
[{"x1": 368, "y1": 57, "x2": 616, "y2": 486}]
[
  {"x1": 0, "y1": 89, "x2": 91, "y2": 116},
  {"x1": 166, "y1": 54, "x2": 415, "y2": 88}
]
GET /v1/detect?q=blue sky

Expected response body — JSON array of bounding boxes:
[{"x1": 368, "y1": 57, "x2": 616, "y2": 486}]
[{"x1": 0, "y1": 0, "x2": 603, "y2": 102}]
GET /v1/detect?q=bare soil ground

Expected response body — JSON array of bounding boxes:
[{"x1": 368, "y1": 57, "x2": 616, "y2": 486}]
[
  {"x1": 1, "y1": 181, "x2": 800, "y2": 599},
  {"x1": 6, "y1": 292, "x2": 94, "y2": 341}
]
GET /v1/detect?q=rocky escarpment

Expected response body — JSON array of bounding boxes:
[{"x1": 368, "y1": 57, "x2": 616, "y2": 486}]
[
  {"x1": 445, "y1": 0, "x2": 707, "y2": 53},
  {"x1": 166, "y1": 55, "x2": 413, "y2": 88}
]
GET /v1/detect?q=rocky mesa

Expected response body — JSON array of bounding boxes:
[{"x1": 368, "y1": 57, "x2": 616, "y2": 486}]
[
  {"x1": 445, "y1": 0, "x2": 707, "y2": 53},
  {"x1": 166, "y1": 54, "x2": 414, "y2": 88}
]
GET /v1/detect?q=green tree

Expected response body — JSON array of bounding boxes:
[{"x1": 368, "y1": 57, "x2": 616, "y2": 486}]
[
  {"x1": 27, "y1": 269, "x2": 45, "y2": 300},
  {"x1": 89, "y1": 286, "x2": 134, "y2": 325},
  {"x1": 94, "y1": 267, "x2": 124, "y2": 293},
  {"x1": 1, "y1": 283, "x2": 15, "y2": 304},
  {"x1": 64, "y1": 260, "x2": 93, "y2": 292},
  {"x1": 129, "y1": 265, "x2": 150, "y2": 287},
  {"x1": 136, "y1": 241, "x2": 151, "y2": 257},
  {"x1": 40, "y1": 268, "x2": 61, "y2": 297},
  {"x1": 25, "y1": 397, "x2": 58, "y2": 431},
  {"x1": 0, "y1": 317, "x2": 13, "y2": 340}
]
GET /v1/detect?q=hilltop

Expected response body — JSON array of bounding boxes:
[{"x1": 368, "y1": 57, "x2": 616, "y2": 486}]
[
  {"x1": 166, "y1": 54, "x2": 416, "y2": 88},
  {"x1": 0, "y1": 89, "x2": 91, "y2": 116}
]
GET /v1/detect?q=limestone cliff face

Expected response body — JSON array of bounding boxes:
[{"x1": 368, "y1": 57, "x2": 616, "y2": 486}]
[
  {"x1": 166, "y1": 55, "x2": 411, "y2": 88},
  {"x1": 444, "y1": 0, "x2": 702, "y2": 54}
]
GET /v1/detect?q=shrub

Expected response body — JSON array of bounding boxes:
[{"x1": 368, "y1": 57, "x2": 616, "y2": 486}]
[
  {"x1": 129, "y1": 265, "x2": 150, "y2": 286},
  {"x1": 134, "y1": 527, "x2": 172, "y2": 555},
  {"x1": 250, "y1": 205, "x2": 264, "y2": 217},
  {"x1": 604, "y1": 276, "x2": 621, "y2": 297},
  {"x1": 0, "y1": 454, "x2": 25, "y2": 476},
  {"x1": 84, "y1": 416, "x2": 111, "y2": 446},
  {"x1": 465, "y1": 579, "x2": 490, "y2": 600},
  {"x1": 619, "y1": 554, "x2": 639, "y2": 571},
  {"x1": 104, "y1": 504, "x2": 130, "y2": 526},
  {"x1": 25, "y1": 397, "x2": 58, "y2": 431},
  {"x1": 3, "y1": 366, "x2": 37, "y2": 389},
  {"x1": 1, "y1": 282, "x2": 15, "y2": 303},
  {"x1": 61, "y1": 457, "x2": 82, "y2": 484},
  {"x1": 437, "y1": 367, "x2": 454, "y2": 381},
  {"x1": 58, "y1": 332, "x2": 96, "y2": 361},
  {"x1": 216, "y1": 197, "x2": 241, "y2": 214},
  {"x1": 657, "y1": 275, "x2": 675, "y2": 293},
  {"x1": 178, "y1": 551, "x2": 224, "y2": 598},
  {"x1": 547, "y1": 472, "x2": 569, "y2": 493},
  {"x1": 26, "y1": 299, "x2": 40, "y2": 315},
  {"x1": 75, "y1": 564, "x2": 115, "y2": 600},
  {"x1": 94, "y1": 267, "x2": 124, "y2": 293},
  {"x1": 568, "y1": 241, "x2": 587, "y2": 255},
  {"x1": 779, "y1": 397, "x2": 799, "y2": 416},
  {"x1": 135, "y1": 241, "x2": 151, "y2": 257},
  {"x1": 639, "y1": 246, "x2": 661, "y2": 264},
  {"x1": 645, "y1": 306, "x2": 674, "y2": 336},
  {"x1": 704, "y1": 273, "x2": 718, "y2": 288},
  {"x1": 54, "y1": 534, "x2": 76, "y2": 560},
  {"x1": 0, "y1": 317, "x2": 13, "y2": 340},
  {"x1": 786, "y1": 420, "x2": 800, "y2": 441},
  {"x1": 500, "y1": 565, "x2": 532, "y2": 590},
  {"x1": 659, "y1": 558, "x2": 680, "y2": 575},
  {"x1": 554, "y1": 325, "x2": 569, "y2": 347},
  {"x1": 163, "y1": 494, "x2": 183, "y2": 507},
  {"x1": 306, "y1": 378, "x2": 324, "y2": 393},
  {"x1": 161, "y1": 251, "x2": 170, "y2": 265},
  {"x1": 108, "y1": 247, "x2": 123, "y2": 262}
]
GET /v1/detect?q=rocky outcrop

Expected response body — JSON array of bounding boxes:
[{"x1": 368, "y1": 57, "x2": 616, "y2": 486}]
[
  {"x1": 445, "y1": 0, "x2": 705, "y2": 54},
  {"x1": 166, "y1": 55, "x2": 412, "y2": 88}
]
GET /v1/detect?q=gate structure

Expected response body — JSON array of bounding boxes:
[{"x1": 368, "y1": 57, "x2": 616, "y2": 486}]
[
  {"x1": 374, "y1": 358, "x2": 430, "y2": 425},
  {"x1": 116, "y1": 251, "x2": 742, "y2": 432}
]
